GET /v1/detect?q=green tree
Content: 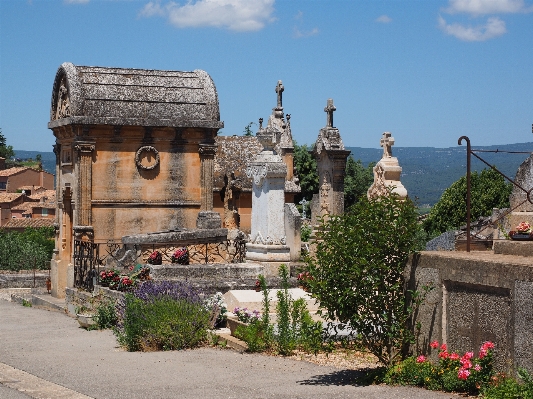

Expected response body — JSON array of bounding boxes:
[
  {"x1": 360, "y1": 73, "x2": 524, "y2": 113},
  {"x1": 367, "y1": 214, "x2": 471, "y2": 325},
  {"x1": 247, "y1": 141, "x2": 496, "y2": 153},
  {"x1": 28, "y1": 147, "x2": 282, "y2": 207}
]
[
  {"x1": 0, "y1": 128, "x2": 15, "y2": 160},
  {"x1": 423, "y1": 168, "x2": 512, "y2": 237},
  {"x1": 293, "y1": 142, "x2": 319, "y2": 203},
  {"x1": 305, "y1": 192, "x2": 426, "y2": 366},
  {"x1": 0, "y1": 227, "x2": 54, "y2": 270},
  {"x1": 344, "y1": 156, "x2": 375, "y2": 210}
]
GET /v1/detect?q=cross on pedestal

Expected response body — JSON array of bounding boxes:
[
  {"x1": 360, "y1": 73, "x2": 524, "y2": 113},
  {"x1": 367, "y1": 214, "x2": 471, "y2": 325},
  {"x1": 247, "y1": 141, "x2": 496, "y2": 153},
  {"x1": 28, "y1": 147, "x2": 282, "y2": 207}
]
[
  {"x1": 275, "y1": 80, "x2": 284, "y2": 108},
  {"x1": 299, "y1": 198, "x2": 308, "y2": 219},
  {"x1": 324, "y1": 98, "x2": 336, "y2": 128},
  {"x1": 380, "y1": 132, "x2": 394, "y2": 158}
]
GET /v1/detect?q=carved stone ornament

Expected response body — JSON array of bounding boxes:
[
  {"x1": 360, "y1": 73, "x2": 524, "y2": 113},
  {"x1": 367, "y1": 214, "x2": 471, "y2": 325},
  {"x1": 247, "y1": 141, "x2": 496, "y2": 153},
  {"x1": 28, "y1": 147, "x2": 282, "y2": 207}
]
[
  {"x1": 54, "y1": 76, "x2": 71, "y2": 120},
  {"x1": 135, "y1": 145, "x2": 160, "y2": 170},
  {"x1": 246, "y1": 164, "x2": 268, "y2": 187},
  {"x1": 74, "y1": 143, "x2": 95, "y2": 153}
]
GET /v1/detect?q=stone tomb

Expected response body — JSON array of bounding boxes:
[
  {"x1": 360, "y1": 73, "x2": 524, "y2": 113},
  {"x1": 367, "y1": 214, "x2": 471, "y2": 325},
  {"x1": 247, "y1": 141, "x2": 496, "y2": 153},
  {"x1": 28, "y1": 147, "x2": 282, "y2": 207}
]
[
  {"x1": 408, "y1": 251, "x2": 533, "y2": 373},
  {"x1": 48, "y1": 63, "x2": 224, "y2": 297},
  {"x1": 245, "y1": 81, "x2": 302, "y2": 266}
]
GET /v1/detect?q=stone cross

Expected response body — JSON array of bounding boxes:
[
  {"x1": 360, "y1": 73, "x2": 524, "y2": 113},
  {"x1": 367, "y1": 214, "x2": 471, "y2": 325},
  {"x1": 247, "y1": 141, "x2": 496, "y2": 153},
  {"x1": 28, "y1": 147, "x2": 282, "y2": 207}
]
[
  {"x1": 456, "y1": 299, "x2": 497, "y2": 356},
  {"x1": 275, "y1": 80, "x2": 284, "y2": 108},
  {"x1": 380, "y1": 132, "x2": 394, "y2": 158},
  {"x1": 324, "y1": 98, "x2": 336, "y2": 128},
  {"x1": 299, "y1": 198, "x2": 308, "y2": 219}
]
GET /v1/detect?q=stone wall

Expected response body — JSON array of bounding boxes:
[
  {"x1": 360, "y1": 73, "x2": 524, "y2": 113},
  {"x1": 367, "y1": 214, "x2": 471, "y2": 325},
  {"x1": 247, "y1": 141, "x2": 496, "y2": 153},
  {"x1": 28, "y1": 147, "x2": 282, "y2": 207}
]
[{"x1": 407, "y1": 251, "x2": 533, "y2": 373}]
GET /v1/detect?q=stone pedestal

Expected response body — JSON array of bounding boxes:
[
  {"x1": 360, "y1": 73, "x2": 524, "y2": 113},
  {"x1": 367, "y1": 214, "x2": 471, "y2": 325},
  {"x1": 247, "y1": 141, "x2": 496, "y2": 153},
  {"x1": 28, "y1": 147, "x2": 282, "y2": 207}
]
[
  {"x1": 367, "y1": 132, "x2": 407, "y2": 199},
  {"x1": 245, "y1": 127, "x2": 290, "y2": 263},
  {"x1": 50, "y1": 259, "x2": 71, "y2": 299}
]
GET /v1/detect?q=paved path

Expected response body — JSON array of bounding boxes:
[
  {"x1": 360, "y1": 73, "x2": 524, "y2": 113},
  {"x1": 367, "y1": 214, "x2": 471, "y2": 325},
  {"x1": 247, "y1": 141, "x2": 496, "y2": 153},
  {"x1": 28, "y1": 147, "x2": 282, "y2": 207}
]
[{"x1": 0, "y1": 300, "x2": 461, "y2": 399}]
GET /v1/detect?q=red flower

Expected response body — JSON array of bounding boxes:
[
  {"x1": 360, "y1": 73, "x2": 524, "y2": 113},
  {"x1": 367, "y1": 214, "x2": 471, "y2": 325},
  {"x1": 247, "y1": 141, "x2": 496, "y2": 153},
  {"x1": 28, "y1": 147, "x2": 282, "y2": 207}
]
[
  {"x1": 430, "y1": 341, "x2": 439, "y2": 349},
  {"x1": 440, "y1": 343, "x2": 447, "y2": 351},
  {"x1": 416, "y1": 355, "x2": 426, "y2": 363}
]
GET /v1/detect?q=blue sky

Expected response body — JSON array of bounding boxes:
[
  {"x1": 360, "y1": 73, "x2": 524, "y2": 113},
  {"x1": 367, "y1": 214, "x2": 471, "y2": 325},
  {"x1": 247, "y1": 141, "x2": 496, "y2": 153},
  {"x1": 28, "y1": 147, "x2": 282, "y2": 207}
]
[{"x1": 1, "y1": 0, "x2": 532, "y2": 152}]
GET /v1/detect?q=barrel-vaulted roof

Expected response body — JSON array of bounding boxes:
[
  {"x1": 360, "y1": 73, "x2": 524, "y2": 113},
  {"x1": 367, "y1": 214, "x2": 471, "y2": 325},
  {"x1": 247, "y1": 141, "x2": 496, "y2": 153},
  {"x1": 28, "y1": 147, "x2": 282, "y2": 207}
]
[{"x1": 48, "y1": 62, "x2": 223, "y2": 129}]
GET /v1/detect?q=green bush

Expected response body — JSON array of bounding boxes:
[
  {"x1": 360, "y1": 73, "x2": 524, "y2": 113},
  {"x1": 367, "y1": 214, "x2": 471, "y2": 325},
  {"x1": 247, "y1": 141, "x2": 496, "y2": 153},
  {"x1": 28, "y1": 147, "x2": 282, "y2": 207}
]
[
  {"x1": 385, "y1": 341, "x2": 496, "y2": 395},
  {"x1": 93, "y1": 299, "x2": 117, "y2": 330},
  {"x1": 116, "y1": 294, "x2": 210, "y2": 351},
  {"x1": 0, "y1": 227, "x2": 54, "y2": 270},
  {"x1": 305, "y1": 191, "x2": 427, "y2": 366},
  {"x1": 482, "y1": 368, "x2": 533, "y2": 399}
]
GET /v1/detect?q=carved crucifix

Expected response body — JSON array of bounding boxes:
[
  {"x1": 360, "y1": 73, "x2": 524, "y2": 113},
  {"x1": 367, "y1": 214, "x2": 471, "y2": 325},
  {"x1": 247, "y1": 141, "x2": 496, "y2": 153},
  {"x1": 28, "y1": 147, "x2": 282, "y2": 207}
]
[
  {"x1": 456, "y1": 299, "x2": 497, "y2": 356},
  {"x1": 275, "y1": 80, "x2": 284, "y2": 108},
  {"x1": 380, "y1": 132, "x2": 394, "y2": 158},
  {"x1": 324, "y1": 98, "x2": 336, "y2": 128}
]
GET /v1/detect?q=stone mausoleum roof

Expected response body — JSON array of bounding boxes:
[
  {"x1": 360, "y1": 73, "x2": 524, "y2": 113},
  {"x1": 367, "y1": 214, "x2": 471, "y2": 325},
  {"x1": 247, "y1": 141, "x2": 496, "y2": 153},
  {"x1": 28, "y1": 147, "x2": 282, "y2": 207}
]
[
  {"x1": 48, "y1": 62, "x2": 223, "y2": 129},
  {"x1": 214, "y1": 136, "x2": 300, "y2": 193}
]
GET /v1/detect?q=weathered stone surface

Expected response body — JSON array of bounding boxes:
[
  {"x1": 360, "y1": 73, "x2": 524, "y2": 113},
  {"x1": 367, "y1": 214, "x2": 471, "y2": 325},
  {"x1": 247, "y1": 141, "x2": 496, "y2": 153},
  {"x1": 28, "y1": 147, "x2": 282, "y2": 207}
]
[
  {"x1": 494, "y1": 239, "x2": 533, "y2": 257},
  {"x1": 514, "y1": 280, "x2": 533, "y2": 371},
  {"x1": 122, "y1": 228, "x2": 228, "y2": 245},
  {"x1": 49, "y1": 63, "x2": 223, "y2": 129},
  {"x1": 445, "y1": 282, "x2": 511, "y2": 372},
  {"x1": 407, "y1": 251, "x2": 533, "y2": 373},
  {"x1": 312, "y1": 99, "x2": 350, "y2": 221},
  {"x1": 367, "y1": 132, "x2": 407, "y2": 199}
]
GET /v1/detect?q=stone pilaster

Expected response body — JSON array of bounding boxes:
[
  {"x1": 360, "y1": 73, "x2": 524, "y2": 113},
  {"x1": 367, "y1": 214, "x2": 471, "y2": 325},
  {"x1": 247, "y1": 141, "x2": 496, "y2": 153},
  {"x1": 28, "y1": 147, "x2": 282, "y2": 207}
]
[
  {"x1": 74, "y1": 140, "x2": 95, "y2": 240},
  {"x1": 196, "y1": 143, "x2": 222, "y2": 229}
]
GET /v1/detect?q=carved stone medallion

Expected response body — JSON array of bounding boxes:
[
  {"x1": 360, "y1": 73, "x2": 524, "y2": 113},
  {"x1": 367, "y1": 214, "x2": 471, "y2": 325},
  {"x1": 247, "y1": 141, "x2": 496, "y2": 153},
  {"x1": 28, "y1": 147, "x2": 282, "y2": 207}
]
[{"x1": 135, "y1": 146, "x2": 160, "y2": 170}]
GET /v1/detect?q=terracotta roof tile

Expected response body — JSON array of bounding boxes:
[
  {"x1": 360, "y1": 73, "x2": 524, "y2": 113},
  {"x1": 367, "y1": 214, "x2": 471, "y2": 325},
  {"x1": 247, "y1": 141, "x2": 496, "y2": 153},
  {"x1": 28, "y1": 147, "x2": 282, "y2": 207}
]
[
  {"x1": 28, "y1": 190, "x2": 56, "y2": 201},
  {"x1": 2, "y1": 218, "x2": 54, "y2": 229},
  {"x1": 0, "y1": 167, "x2": 30, "y2": 177},
  {"x1": 0, "y1": 193, "x2": 24, "y2": 203}
]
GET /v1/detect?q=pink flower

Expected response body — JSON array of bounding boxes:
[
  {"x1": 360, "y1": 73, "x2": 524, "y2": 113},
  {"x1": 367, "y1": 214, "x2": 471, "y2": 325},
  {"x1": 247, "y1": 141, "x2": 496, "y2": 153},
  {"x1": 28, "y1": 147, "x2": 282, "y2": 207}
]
[
  {"x1": 449, "y1": 353, "x2": 460, "y2": 360},
  {"x1": 440, "y1": 343, "x2": 447, "y2": 351},
  {"x1": 474, "y1": 364, "x2": 482, "y2": 371},
  {"x1": 439, "y1": 351, "x2": 449, "y2": 359},
  {"x1": 482, "y1": 341, "x2": 495, "y2": 351},
  {"x1": 460, "y1": 359, "x2": 473, "y2": 369},
  {"x1": 479, "y1": 348, "x2": 487, "y2": 359},
  {"x1": 416, "y1": 355, "x2": 426, "y2": 363},
  {"x1": 430, "y1": 341, "x2": 439, "y2": 349},
  {"x1": 458, "y1": 368, "x2": 471, "y2": 380},
  {"x1": 463, "y1": 352, "x2": 474, "y2": 360}
]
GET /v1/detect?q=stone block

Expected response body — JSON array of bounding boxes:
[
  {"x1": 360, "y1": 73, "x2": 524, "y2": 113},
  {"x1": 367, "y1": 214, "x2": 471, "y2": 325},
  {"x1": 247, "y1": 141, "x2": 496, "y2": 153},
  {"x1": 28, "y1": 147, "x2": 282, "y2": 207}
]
[
  {"x1": 223, "y1": 288, "x2": 319, "y2": 314},
  {"x1": 493, "y1": 240, "x2": 533, "y2": 257}
]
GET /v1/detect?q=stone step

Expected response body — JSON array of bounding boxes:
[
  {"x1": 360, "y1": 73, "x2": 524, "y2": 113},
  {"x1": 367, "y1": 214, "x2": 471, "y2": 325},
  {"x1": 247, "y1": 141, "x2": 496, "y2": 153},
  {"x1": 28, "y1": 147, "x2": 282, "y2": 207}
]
[
  {"x1": 31, "y1": 294, "x2": 67, "y2": 313},
  {"x1": 213, "y1": 331, "x2": 248, "y2": 353}
]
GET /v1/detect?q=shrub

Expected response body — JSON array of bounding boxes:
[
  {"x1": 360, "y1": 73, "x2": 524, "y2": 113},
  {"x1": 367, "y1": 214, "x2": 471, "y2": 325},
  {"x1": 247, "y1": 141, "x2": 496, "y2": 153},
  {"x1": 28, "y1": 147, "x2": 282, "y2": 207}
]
[
  {"x1": 482, "y1": 368, "x2": 533, "y2": 399},
  {"x1": 93, "y1": 299, "x2": 117, "y2": 330},
  {"x1": 114, "y1": 281, "x2": 209, "y2": 351},
  {"x1": 385, "y1": 341, "x2": 496, "y2": 395},
  {"x1": 305, "y1": 191, "x2": 427, "y2": 366}
]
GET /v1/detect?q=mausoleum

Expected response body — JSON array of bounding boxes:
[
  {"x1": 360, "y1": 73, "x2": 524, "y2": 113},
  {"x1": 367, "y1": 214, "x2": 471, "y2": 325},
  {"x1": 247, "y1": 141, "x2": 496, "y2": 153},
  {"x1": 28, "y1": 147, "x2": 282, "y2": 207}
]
[{"x1": 48, "y1": 62, "x2": 224, "y2": 297}]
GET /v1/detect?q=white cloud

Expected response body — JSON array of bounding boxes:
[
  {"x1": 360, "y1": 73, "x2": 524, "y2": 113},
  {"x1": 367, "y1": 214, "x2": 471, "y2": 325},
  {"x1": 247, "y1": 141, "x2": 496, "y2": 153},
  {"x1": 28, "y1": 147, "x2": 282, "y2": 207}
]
[
  {"x1": 293, "y1": 27, "x2": 319, "y2": 38},
  {"x1": 64, "y1": 0, "x2": 90, "y2": 4},
  {"x1": 376, "y1": 15, "x2": 392, "y2": 23},
  {"x1": 438, "y1": 15, "x2": 507, "y2": 41},
  {"x1": 139, "y1": 0, "x2": 276, "y2": 32},
  {"x1": 444, "y1": 0, "x2": 533, "y2": 15}
]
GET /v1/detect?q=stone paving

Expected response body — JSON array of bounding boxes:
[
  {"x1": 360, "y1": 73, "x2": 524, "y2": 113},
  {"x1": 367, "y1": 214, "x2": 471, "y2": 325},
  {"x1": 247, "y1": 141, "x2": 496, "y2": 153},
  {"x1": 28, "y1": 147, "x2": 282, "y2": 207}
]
[{"x1": 0, "y1": 299, "x2": 461, "y2": 399}]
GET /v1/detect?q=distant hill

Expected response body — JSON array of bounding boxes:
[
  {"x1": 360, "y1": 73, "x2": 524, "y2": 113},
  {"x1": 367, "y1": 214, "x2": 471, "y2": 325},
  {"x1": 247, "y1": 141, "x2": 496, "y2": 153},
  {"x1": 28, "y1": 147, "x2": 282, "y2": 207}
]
[
  {"x1": 13, "y1": 150, "x2": 55, "y2": 176},
  {"x1": 15, "y1": 142, "x2": 533, "y2": 206},
  {"x1": 346, "y1": 142, "x2": 533, "y2": 206}
]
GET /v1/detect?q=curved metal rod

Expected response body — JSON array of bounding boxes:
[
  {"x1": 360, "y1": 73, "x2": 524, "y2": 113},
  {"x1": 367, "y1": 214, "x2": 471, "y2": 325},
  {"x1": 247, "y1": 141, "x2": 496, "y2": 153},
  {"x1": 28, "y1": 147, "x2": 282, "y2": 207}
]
[{"x1": 458, "y1": 136, "x2": 471, "y2": 252}]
